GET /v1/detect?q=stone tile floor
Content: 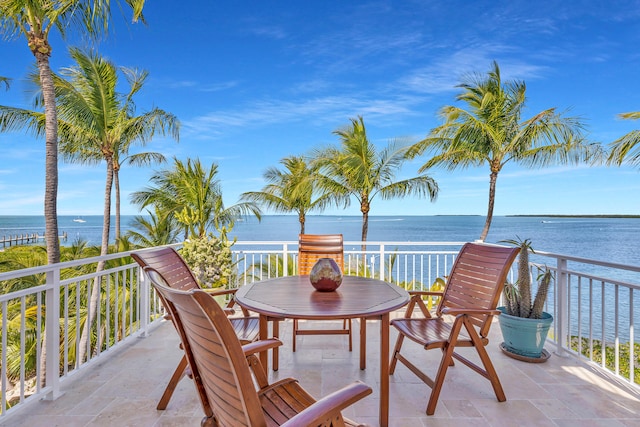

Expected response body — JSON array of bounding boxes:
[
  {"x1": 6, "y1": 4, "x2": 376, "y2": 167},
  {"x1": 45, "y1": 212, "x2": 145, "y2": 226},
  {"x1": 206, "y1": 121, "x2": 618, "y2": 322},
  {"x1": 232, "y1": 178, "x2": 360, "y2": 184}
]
[{"x1": 2, "y1": 313, "x2": 639, "y2": 427}]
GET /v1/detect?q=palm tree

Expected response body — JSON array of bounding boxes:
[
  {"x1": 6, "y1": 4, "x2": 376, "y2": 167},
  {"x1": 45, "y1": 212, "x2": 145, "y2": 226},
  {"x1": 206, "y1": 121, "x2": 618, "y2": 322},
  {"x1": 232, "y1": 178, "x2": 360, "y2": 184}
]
[
  {"x1": 240, "y1": 155, "x2": 344, "y2": 234},
  {"x1": 52, "y1": 48, "x2": 177, "y2": 362},
  {"x1": 313, "y1": 116, "x2": 439, "y2": 249},
  {"x1": 0, "y1": 76, "x2": 10, "y2": 90},
  {"x1": 112, "y1": 139, "x2": 167, "y2": 244},
  {"x1": 409, "y1": 61, "x2": 599, "y2": 241},
  {"x1": 0, "y1": 0, "x2": 146, "y2": 265},
  {"x1": 607, "y1": 112, "x2": 640, "y2": 169},
  {"x1": 131, "y1": 157, "x2": 261, "y2": 239},
  {"x1": 126, "y1": 207, "x2": 181, "y2": 247}
]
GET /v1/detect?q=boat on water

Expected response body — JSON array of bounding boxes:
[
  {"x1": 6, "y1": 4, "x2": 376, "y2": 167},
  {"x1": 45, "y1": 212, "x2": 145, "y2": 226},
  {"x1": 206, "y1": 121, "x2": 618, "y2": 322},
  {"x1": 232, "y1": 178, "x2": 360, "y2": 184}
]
[{"x1": 73, "y1": 217, "x2": 86, "y2": 223}]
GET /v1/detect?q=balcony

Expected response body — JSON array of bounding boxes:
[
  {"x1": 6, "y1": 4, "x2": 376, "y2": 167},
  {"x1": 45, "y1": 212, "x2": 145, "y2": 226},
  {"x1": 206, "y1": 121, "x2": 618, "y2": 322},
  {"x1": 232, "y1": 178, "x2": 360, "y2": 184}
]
[{"x1": 1, "y1": 241, "x2": 639, "y2": 425}]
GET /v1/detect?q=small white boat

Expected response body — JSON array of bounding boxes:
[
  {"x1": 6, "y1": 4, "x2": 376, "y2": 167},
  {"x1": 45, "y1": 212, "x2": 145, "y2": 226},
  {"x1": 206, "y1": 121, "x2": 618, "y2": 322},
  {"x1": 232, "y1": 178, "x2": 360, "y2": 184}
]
[{"x1": 73, "y1": 217, "x2": 86, "y2": 223}]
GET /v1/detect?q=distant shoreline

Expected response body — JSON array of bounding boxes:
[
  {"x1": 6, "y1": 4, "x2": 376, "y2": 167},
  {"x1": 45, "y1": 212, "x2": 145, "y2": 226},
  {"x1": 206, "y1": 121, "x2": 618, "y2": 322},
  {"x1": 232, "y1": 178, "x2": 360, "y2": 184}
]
[{"x1": 506, "y1": 214, "x2": 640, "y2": 218}]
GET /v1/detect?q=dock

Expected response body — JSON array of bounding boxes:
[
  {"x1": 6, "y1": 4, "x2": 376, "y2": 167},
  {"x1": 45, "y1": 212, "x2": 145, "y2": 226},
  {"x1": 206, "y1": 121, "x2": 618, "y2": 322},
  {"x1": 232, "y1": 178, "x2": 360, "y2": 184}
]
[{"x1": 1, "y1": 232, "x2": 68, "y2": 248}]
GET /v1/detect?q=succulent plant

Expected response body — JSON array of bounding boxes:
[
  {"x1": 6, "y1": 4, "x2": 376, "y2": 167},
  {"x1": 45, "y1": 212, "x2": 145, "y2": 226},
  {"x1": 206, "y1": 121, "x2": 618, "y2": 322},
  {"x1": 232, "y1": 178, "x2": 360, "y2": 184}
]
[{"x1": 501, "y1": 237, "x2": 553, "y2": 319}]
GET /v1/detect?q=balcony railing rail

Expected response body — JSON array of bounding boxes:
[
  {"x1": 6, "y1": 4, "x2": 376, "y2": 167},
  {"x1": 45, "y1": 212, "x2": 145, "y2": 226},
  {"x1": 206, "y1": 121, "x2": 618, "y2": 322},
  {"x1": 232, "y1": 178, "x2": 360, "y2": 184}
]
[{"x1": 0, "y1": 241, "x2": 638, "y2": 421}]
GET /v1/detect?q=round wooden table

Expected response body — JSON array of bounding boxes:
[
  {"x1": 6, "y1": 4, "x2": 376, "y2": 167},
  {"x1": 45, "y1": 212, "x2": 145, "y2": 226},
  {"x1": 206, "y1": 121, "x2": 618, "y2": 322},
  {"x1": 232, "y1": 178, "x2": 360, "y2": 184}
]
[{"x1": 235, "y1": 275, "x2": 409, "y2": 427}]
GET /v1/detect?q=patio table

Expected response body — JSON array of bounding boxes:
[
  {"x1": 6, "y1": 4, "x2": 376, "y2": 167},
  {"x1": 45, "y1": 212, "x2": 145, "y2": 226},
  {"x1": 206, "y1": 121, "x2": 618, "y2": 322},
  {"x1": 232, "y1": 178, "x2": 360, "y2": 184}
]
[{"x1": 235, "y1": 275, "x2": 410, "y2": 427}]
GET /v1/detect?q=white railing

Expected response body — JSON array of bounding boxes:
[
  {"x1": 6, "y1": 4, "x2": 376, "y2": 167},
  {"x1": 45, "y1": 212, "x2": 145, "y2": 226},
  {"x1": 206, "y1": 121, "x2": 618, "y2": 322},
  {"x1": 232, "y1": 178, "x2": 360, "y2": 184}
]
[
  {"x1": 0, "y1": 241, "x2": 638, "y2": 421},
  {"x1": 0, "y1": 250, "x2": 166, "y2": 418}
]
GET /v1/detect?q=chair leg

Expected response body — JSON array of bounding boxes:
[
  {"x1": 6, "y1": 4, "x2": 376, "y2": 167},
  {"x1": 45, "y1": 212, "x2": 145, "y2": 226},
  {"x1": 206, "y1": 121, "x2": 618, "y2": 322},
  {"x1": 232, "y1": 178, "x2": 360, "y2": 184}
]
[
  {"x1": 157, "y1": 354, "x2": 189, "y2": 410},
  {"x1": 464, "y1": 318, "x2": 506, "y2": 402},
  {"x1": 347, "y1": 319, "x2": 352, "y2": 351},
  {"x1": 425, "y1": 317, "x2": 466, "y2": 415},
  {"x1": 426, "y1": 342, "x2": 456, "y2": 415},
  {"x1": 292, "y1": 319, "x2": 297, "y2": 352},
  {"x1": 389, "y1": 332, "x2": 405, "y2": 374}
]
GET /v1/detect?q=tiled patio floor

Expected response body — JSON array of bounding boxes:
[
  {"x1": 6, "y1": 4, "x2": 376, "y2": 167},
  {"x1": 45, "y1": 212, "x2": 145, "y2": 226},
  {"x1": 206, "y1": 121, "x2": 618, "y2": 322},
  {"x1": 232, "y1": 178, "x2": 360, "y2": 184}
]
[{"x1": 2, "y1": 312, "x2": 639, "y2": 427}]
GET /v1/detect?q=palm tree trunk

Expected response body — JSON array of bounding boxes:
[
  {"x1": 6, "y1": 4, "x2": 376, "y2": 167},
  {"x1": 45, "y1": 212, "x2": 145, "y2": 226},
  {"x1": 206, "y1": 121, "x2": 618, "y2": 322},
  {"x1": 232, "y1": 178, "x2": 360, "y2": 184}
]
[
  {"x1": 299, "y1": 211, "x2": 306, "y2": 234},
  {"x1": 479, "y1": 170, "x2": 499, "y2": 242},
  {"x1": 35, "y1": 52, "x2": 60, "y2": 265},
  {"x1": 114, "y1": 167, "x2": 121, "y2": 246},
  {"x1": 361, "y1": 200, "x2": 369, "y2": 260},
  {"x1": 113, "y1": 167, "x2": 120, "y2": 247},
  {"x1": 34, "y1": 48, "x2": 59, "y2": 388},
  {"x1": 78, "y1": 158, "x2": 113, "y2": 362}
]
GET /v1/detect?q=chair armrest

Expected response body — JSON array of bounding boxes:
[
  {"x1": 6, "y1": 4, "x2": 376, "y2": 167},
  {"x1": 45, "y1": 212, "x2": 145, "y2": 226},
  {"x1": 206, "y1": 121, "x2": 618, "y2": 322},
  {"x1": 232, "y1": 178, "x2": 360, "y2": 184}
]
[
  {"x1": 408, "y1": 290, "x2": 444, "y2": 297},
  {"x1": 242, "y1": 338, "x2": 282, "y2": 357},
  {"x1": 280, "y1": 381, "x2": 373, "y2": 427},
  {"x1": 202, "y1": 288, "x2": 252, "y2": 316},
  {"x1": 201, "y1": 288, "x2": 237, "y2": 296},
  {"x1": 442, "y1": 307, "x2": 500, "y2": 316},
  {"x1": 244, "y1": 339, "x2": 283, "y2": 388}
]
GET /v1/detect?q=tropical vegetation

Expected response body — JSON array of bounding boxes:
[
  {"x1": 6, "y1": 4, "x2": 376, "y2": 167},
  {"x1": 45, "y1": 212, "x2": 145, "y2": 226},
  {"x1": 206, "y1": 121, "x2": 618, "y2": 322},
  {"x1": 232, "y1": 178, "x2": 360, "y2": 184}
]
[
  {"x1": 408, "y1": 61, "x2": 600, "y2": 241},
  {"x1": 0, "y1": 0, "x2": 146, "y2": 265},
  {"x1": 180, "y1": 234, "x2": 234, "y2": 289},
  {"x1": 607, "y1": 111, "x2": 640, "y2": 169},
  {"x1": 312, "y1": 116, "x2": 439, "y2": 248},
  {"x1": 131, "y1": 157, "x2": 261, "y2": 240},
  {"x1": 241, "y1": 155, "x2": 343, "y2": 234}
]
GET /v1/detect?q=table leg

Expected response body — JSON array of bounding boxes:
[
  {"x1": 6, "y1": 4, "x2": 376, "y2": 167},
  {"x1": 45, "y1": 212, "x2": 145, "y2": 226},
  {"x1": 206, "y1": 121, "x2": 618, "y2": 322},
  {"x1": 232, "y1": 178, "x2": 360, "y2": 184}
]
[
  {"x1": 259, "y1": 315, "x2": 268, "y2": 375},
  {"x1": 380, "y1": 313, "x2": 390, "y2": 427},
  {"x1": 272, "y1": 318, "x2": 279, "y2": 371},
  {"x1": 360, "y1": 317, "x2": 366, "y2": 370}
]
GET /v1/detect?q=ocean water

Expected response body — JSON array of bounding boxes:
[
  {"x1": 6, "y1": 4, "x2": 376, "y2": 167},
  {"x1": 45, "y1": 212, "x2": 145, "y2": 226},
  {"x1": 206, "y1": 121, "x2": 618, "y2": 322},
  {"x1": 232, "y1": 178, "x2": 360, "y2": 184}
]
[
  {"x1": 1, "y1": 214, "x2": 639, "y2": 268},
  {"x1": 2, "y1": 214, "x2": 639, "y2": 342}
]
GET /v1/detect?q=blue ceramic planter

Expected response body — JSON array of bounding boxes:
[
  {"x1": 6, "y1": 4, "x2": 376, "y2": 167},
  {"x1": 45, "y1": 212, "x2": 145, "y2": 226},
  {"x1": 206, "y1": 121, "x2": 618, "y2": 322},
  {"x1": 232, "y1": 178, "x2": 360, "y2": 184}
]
[{"x1": 497, "y1": 307, "x2": 553, "y2": 358}]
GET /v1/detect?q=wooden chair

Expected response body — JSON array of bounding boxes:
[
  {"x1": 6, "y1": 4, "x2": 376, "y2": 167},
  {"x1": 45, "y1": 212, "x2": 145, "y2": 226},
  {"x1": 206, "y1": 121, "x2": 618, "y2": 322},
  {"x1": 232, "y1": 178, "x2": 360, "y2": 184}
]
[
  {"x1": 132, "y1": 247, "x2": 262, "y2": 410},
  {"x1": 294, "y1": 233, "x2": 352, "y2": 352},
  {"x1": 389, "y1": 242, "x2": 520, "y2": 415},
  {"x1": 144, "y1": 267, "x2": 373, "y2": 427}
]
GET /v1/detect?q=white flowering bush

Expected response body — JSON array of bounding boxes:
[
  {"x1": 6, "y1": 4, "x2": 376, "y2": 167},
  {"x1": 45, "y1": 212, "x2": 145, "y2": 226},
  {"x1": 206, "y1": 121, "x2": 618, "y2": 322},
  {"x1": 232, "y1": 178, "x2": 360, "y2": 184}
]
[{"x1": 180, "y1": 234, "x2": 234, "y2": 288}]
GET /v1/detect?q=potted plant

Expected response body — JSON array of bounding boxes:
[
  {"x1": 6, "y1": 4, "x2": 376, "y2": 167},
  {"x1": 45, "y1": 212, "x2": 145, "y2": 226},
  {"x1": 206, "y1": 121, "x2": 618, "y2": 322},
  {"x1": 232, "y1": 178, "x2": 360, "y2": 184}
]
[{"x1": 497, "y1": 237, "x2": 554, "y2": 362}]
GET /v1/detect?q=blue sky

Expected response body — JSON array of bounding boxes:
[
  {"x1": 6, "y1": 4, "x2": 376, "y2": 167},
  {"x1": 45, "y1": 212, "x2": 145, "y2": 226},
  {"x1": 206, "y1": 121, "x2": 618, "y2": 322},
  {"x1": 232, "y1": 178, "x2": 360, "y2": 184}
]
[{"x1": 1, "y1": 0, "x2": 639, "y2": 217}]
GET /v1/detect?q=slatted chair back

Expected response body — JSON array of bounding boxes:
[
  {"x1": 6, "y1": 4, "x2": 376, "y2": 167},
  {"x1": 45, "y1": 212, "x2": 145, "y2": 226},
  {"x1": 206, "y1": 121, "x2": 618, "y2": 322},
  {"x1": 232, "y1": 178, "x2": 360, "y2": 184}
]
[
  {"x1": 294, "y1": 234, "x2": 352, "y2": 352},
  {"x1": 131, "y1": 246, "x2": 199, "y2": 291},
  {"x1": 144, "y1": 268, "x2": 264, "y2": 427},
  {"x1": 436, "y1": 243, "x2": 518, "y2": 337},
  {"x1": 298, "y1": 233, "x2": 344, "y2": 275},
  {"x1": 132, "y1": 246, "x2": 260, "y2": 411},
  {"x1": 389, "y1": 242, "x2": 520, "y2": 416}
]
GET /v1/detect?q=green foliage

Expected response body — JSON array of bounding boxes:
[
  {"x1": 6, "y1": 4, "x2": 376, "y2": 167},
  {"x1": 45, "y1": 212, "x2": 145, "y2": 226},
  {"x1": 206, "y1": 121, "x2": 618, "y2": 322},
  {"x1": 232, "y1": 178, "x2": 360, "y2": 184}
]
[
  {"x1": 240, "y1": 155, "x2": 339, "y2": 234},
  {"x1": 130, "y1": 157, "x2": 260, "y2": 239},
  {"x1": 313, "y1": 115, "x2": 438, "y2": 244},
  {"x1": 180, "y1": 234, "x2": 235, "y2": 288},
  {"x1": 242, "y1": 254, "x2": 297, "y2": 282},
  {"x1": 607, "y1": 111, "x2": 640, "y2": 170},
  {"x1": 501, "y1": 237, "x2": 553, "y2": 319},
  {"x1": 570, "y1": 337, "x2": 640, "y2": 386},
  {"x1": 409, "y1": 61, "x2": 597, "y2": 241}
]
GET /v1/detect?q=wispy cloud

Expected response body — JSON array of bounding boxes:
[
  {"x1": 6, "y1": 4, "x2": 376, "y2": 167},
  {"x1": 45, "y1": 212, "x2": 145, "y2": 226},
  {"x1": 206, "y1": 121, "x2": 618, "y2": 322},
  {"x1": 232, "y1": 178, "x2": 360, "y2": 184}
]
[
  {"x1": 246, "y1": 25, "x2": 287, "y2": 40},
  {"x1": 163, "y1": 79, "x2": 239, "y2": 92},
  {"x1": 400, "y1": 47, "x2": 548, "y2": 95},
  {"x1": 181, "y1": 93, "x2": 423, "y2": 139}
]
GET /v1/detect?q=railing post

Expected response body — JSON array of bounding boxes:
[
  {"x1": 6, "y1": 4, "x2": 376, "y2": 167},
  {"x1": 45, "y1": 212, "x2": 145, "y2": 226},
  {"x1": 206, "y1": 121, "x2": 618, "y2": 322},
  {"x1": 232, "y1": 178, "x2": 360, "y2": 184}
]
[
  {"x1": 139, "y1": 267, "x2": 150, "y2": 338},
  {"x1": 283, "y1": 243, "x2": 289, "y2": 277},
  {"x1": 45, "y1": 268, "x2": 62, "y2": 400},
  {"x1": 555, "y1": 257, "x2": 569, "y2": 357},
  {"x1": 379, "y1": 244, "x2": 385, "y2": 281}
]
